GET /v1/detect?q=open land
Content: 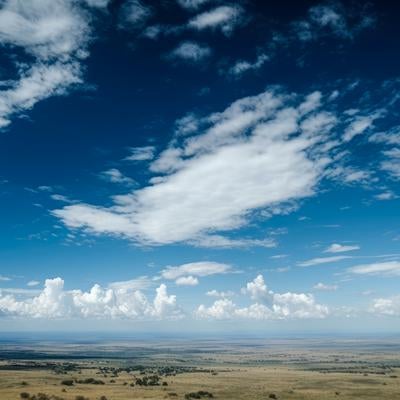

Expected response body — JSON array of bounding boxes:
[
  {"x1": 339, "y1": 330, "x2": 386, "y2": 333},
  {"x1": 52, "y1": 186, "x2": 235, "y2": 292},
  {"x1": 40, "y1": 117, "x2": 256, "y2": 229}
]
[{"x1": 0, "y1": 337, "x2": 399, "y2": 400}]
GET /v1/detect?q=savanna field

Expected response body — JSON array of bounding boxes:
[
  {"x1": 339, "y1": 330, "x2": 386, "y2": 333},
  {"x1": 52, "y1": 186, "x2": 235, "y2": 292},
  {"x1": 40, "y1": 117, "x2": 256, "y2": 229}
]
[{"x1": 1, "y1": 339, "x2": 400, "y2": 400}]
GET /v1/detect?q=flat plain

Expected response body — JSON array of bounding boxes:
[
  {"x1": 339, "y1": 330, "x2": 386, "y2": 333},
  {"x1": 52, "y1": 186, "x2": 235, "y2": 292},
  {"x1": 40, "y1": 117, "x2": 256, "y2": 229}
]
[{"x1": 1, "y1": 338, "x2": 399, "y2": 400}]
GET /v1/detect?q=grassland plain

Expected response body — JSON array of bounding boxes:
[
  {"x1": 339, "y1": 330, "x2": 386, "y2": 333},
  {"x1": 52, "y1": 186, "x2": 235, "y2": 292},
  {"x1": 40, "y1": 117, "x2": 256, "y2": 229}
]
[{"x1": 0, "y1": 338, "x2": 399, "y2": 400}]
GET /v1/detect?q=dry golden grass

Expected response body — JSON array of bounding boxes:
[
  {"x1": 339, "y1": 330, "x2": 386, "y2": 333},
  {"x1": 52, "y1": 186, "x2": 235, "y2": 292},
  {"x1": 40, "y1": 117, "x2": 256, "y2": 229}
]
[{"x1": 0, "y1": 363, "x2": 399, "y2": 400}]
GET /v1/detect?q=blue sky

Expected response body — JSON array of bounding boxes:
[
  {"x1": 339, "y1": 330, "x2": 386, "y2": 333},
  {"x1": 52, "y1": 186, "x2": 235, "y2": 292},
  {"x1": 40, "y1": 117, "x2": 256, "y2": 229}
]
[{"x1": 0, "y1": 0, "x2": 399, "y2": 333}]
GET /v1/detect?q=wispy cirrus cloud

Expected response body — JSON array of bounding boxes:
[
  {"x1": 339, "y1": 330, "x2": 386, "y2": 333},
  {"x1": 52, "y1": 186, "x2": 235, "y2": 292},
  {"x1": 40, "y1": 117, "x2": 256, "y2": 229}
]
[
  {"x1": 348, "y1": 261, "x2": 400, "y2": 276},
  {"x1": 125, "y1": 146, "x2": 155, "y2": 162},
  {"x1": 160, "y1": 261, "x2": 231, "y2": 286},
  {"x1": 298, "y1": 255, "x2": 351, "y2": 267},
  {"x1": 100, "y1": 168, "x2": 136, "y2": 186},
  {"x1": 313, "y1": 282, "x2": 338, "y2": 291},
  {"x1": 324, "y1": 243, "x2": 360, "y2": 253}
]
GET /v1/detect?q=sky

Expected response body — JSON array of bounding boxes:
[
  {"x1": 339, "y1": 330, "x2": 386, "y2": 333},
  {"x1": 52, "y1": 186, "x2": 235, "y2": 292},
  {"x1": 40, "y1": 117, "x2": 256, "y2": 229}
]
[{"x1": 0, "y1": 0, "x2": 399, "y2": 334}]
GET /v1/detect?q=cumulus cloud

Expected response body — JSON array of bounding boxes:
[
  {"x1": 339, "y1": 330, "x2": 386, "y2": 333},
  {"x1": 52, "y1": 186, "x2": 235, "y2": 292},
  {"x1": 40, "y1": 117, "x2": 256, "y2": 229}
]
[
  {"x1": 175, "y1": 276, "x2": 199, "y2": 286},
  {"x1": 168, "y1": 41, "x2": 211, "y2": 62},
  {"x1": 188, "y1": 5, "x2": 245, "y2": 35},
  {"x1": 0, "y1": 275, "x2": 11, "y2": 282},
  {"x1": 298, "y1": 255, "x2": 351, "y2": 267},
  {"x1": 371, "y1": 295, "x2": 400, "y2": 316},
  {"x1": 0, "y1": 277, "x2": 182, "y2": 320},
  {"x1": 241, "y1": 274, "x2": 273, "y2": 303},
  {"x1": 324, "y1": 243, "x2": 360, "y2": 253},
  {"x1": 196, "y1": 275, "x2": 328, "y2": 320},
  {"x1": 0, "y1": 0, "x2": 99, "y2": 128},
  {"x1": 348, "y1": 261, "x2": 400, "y2": 276}
]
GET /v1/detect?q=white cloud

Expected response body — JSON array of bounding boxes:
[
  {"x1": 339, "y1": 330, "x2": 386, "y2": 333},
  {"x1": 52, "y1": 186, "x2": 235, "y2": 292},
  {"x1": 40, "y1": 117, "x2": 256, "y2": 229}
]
[
  {"x1": 375, "y1": 191, "x2": 397, "y2": 201},
  {"x1": 169, "y1": 41, "x2": 211, "y2": 62},
  {"x1": 381, "y1": 148, "x2": 400, "y2": 179},
  {"x1": 0, "y1": 62, "x2": 82, "y2": 128},
  {"x1": 54, "y1": 86, "x2": 386, "y2": 247},
  {"x1": 228, "y1": 54, "x2": 269, "y2": 76},
  {"x1": 27, "y1": 280, "x2": 40, "y2": 287},
  {"x1": 197, "y1": 275, "x2": 328, "y2": 320},
  {"x1": 188, "y1": 6, "x2": 245, "y2": 35},
  {"x1": 161, "y1": 261, "x2": 231, "y2": 280},
  {"x1": 125, "y1": 146, "x2": 155, "y2": 161},
  {"x1": 371, "y1": 295, "x2": 400, "y2": 316},
  {"x1": 108, "y1": 276, "x2": 152, "y2": 292},
  {"x1": 241, "y1": 274, "x2": 273, "y2": 304},
  {"x1": 0, "y1": 0, "x2": 98, "y2": 128},
  {"x1": 175, "y1": 276, "x2": 199, "y2": 286},
  {"x1": 292, "y1": 1, "x2": 374, "y2": 42},
  {"x1": 100, "y1": 168, "x2": 135, "y2": 186},
  {"x1": 0, "y1": 0, "x2": 89, "y2": 60},
  {"x1": 370, "y1": 127, "x2": 400, "y2": 146},
  {"x1": 54, "y1": 88, "x2": 344, "y2": 246},
  {"x1": 190, "y1": 235, "x2": 277, "y2": 249},
  {"x1": 326, "y1": 165, "x2": 372, "y2": 186},
  {"x1": 270, "y1": 254, "x2": 288, "y2": 259},
  {"x1": 343, "y1": 115, "x2": 378, "y2": 142},
  {"x1": 348, "y1": 261, "x2": 400, "y2": 276},
  {"x1": 51, "y1": 194, "x2": 74, "y2": 203},
  {"x1": 298, "y1": 255, "x2": 351, "y2": 267},
  {"x1": 84, "y1": 0, "x2": 111, "y2": 8},
  {"x1": 369, "y1": 127, "x2": 400, "y2": 179},
  {"x1": 0, "y1": 275, "x2": 11, "y2": 282},
  {"x1": 118, "y1": 0, "x2": 152, "y2": 30},
  {"x1": 176, "y1": 0, "x2": 212, "y2": 10},
  {"x1": 206, "y1": 289, "x2": 234, "y2": 298},
  {"x1": 0, "y1": 277, "x2": 182, "y2": 320},
  {"x1": 196, "y1": 298, "x2": 236, "y2": 320},
  {"x1": 324, "y1": 243, "x2": 360, "y2": 253},
  {"x1": 313, "y1": 282, "x2": 338, "y2": 291}
]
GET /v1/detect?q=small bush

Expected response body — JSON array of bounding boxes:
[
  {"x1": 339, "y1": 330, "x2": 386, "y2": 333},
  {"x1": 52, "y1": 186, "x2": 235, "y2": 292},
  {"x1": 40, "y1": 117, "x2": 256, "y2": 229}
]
[
  {"x1": 20, "y1": 393, "x2": 30, "y2": 399},
  {"x1": 184, "y1": 391, "x2": 214, "y2": 399},
  {"x1": 61, "y1": 379, "x2": 74, "y2": 386}
]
